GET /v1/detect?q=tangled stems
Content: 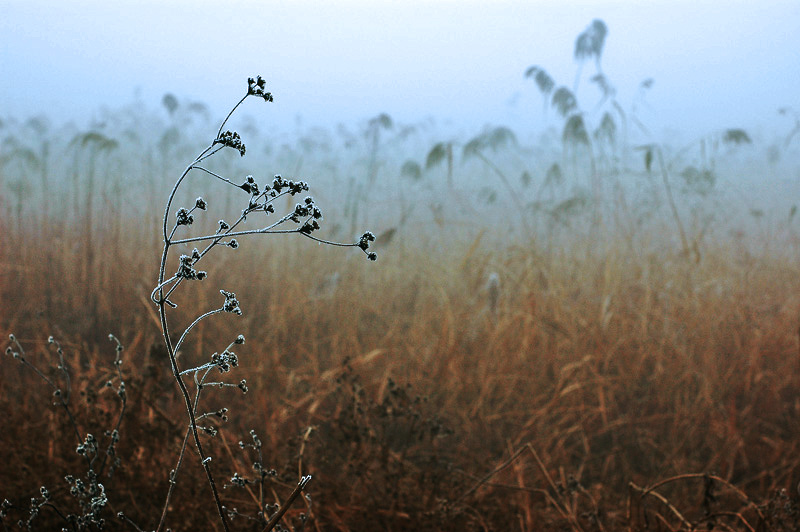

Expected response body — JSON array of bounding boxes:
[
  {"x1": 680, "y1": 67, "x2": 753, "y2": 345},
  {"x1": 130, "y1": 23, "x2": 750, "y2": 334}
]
[{"x1": 4, "y1": 334, "x2": 127, "y2": 530}]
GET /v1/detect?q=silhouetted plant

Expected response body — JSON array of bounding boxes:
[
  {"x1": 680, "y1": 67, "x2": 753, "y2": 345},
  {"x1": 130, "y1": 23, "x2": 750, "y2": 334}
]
[
  {"x1": 520, "y1": 18, "x2": 760, "y2": 245},
  {"x1": 562, "y1": 114, "x2": 590, "y2": 149},
  {"x1": 149, "y1": 75, "x2": 376, "y2": 531},
  {"x1": 0, "y1": 139, "x2": 38, "y2": 235},
  {"x1": 462, "y1": 127, "x2": 532, "y2": 229},
  {"x1": 425, "y1": 140, "x2": 455, "y2": 187},
  {"x1": 722, "y1": 128, "x2": 751, "y2": 145},
  {"x1": 365, "y1": 112, "x2": 393, "y2": 187},
  {"x1": 525, "y1": 66, "x2": 556, "y2": 116},
  {"x1": 594, "y1": 111, "x2": 617, "y2": 145},
  {"x1": 161, "y1": 93, "x2": 179, "y2": 116},
  {"x1": 400, "y1": 159, "x2": 423, "y2": 181},
  {"x1": 551, "y1": 87, "x2": 578, "y2": 118},
  {"x1": 343, "y1": 112, "x2": 394, "y2": 236},
  {"x1": 573, "y1": 19, "x2": 608, "y2": 91},
  {"x1": 636, "y1": 129, "x2": 751, "y2": 262}
]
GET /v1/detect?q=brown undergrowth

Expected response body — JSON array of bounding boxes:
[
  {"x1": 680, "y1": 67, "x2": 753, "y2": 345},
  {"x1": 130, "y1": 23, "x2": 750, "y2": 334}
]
[{"x1": 2, "y1": 215, "x2": 800, "y2": 530}]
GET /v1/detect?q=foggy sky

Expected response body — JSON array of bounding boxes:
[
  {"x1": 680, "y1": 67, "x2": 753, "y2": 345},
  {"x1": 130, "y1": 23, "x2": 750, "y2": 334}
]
[{"x1": 2, "y1": 0, "x2": 799, "y2": 140}]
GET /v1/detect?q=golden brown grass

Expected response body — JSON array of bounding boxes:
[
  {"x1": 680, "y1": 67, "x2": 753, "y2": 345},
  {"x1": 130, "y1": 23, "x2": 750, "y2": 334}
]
[{"x1": 2, "y1": 210, "x2": 800, "y2": 530}]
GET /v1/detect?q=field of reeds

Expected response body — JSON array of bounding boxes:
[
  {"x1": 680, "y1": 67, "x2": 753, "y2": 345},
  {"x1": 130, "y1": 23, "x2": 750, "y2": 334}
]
[{"x1": 3, "y1": 27, "x2": 800, "y2": 531}]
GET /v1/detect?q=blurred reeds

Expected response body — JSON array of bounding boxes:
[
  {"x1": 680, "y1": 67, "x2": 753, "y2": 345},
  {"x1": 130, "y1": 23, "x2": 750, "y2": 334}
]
[{"x1": 1, "y1": 99, "x2": 800, "y2": 530}]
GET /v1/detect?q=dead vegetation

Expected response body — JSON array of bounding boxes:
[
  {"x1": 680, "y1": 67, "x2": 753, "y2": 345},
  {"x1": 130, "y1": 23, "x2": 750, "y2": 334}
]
[{"x1": 2, "y1": 217, "x2": 799, "y2": 530}]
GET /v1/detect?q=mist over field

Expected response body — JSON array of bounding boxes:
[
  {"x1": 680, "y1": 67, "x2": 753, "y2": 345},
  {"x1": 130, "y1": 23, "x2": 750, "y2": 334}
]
[
  {"x1": 3, "y1": 1, "x2": 799, "y2": 209},
  {"x1": 2, "y1": 2, "x2": 800, "y2": 531},
  {"x1": 3, "y1": 0, "x2": 799, "y2": 136}
]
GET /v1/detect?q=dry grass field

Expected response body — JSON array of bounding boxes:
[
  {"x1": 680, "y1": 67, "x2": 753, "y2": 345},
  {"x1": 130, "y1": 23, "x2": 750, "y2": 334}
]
[
  {"x1": 3, "y1": 198, "x2": 800, "y2": 530},
  {"x1": 2, "y1": 74, "x2": 800, "y2": 531}
]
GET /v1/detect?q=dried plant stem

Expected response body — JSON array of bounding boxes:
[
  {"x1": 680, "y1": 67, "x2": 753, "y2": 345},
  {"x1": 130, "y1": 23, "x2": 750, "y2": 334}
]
[
  {"x1": 156, "y1": 299, "x2": 229, "y2": 531},
  {"x1": 526, "y1": 443, "x2": 584, "y2": 532},
  {"x1": 149, "y1": 76, "x2": 374, "y2": 532},
  {"x1": 156, "y1": 427, "x2": 191, "y2": 532},
  {"x1": 629, "y1": 482, "x2": 692, "y2": 530},
  {"x1": 263, "y1": 476, "x2": 312, "y2": 532},
  {"x1": 637, "y1": 473, "x2": 766, "y2": 524},
  {"x1": 218, "y1": 433, "x2": 261, "y2": 507},
  {"x1": 152, "y1": 113, "x2": 237, "y2": 532},
  {"x1": 457, "y1": 444, "x2": 528, "y2": 502}
]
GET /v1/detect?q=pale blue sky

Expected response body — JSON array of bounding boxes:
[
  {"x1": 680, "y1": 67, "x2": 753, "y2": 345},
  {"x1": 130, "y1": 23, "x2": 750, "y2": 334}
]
[{"x1": 2, "y1": 0, "x2": 799, "y2": 139}]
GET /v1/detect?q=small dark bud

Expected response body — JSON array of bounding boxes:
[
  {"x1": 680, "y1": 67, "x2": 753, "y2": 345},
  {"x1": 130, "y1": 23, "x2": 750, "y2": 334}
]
[
  {"x1": 214, "y1": 130, "x2": 246, "y2": 156},
  {"x1": 358, "y1": 231, "x2": 375, "y2": 251},
  {"x1": 221, "y1": 290, "x2": 242, "y2": 315},
  {"x1": 176, "y1": 208, "x2": 193, "y2": 226}
]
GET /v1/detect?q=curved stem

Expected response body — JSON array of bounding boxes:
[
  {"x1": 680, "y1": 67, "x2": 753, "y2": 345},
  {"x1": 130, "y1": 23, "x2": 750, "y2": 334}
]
[
  {"x1": 156, "y1": 295, "x2": 229, "y2": 532},
  {"x1": 195, "y1": 145, "x2": 225, "y2": 165},
  {"x1": 157, "y1": 177, "x2": 230, "y2": 531},
  {"x1": 192, "y1": 165, "x2": 241, "y2": 187},
  {"x1": 151, "y1": 275, "x2": 179, "y2": 303},
  {"x1": 298, "y1": 232, "x2": 360, "y2": 248},
  {"x1": 217, "y1": 94, "x2": 249, "y2": 140},
  {"x1": 174, "y1": 308, "x2": 224, "y2": 355},
  {"x1": 162, "y1": 163, "x2": 198, "y2": 243},
  {"x1": 169, "y1": 213, "x2": 296, "y2": 245},
  {"x1": 160, "y1": 278, "x2": 183, "y2": 306},
  {"x1": 156, "y1": 427, "x2": 191, "y2": 532},
  {"x1": 153, "y1": 92, "x2": 256, "y2": 532}
]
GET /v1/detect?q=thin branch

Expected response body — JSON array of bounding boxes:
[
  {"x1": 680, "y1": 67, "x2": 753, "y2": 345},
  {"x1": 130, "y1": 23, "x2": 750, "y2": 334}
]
[
  {"x1": 262, "y1": 476, "x2": 312, "y2": 532},
  {"x1": 217, "y1": 94, "x2": 249, "y2": 140},
  {"x1": 174, "y1": 308, "x2": 224, "y2": 354},
  {"x1": 457, "y1": 445, "x2": 528, "y2": 502},
  {"x1": 629, "y1": 482, "x2": 692, "y2": 530},
  {"x1": 192, "y1": 165, "x2": 241, "y2": 187},
  {"x1": 156, "y1": 427, "x2": 192, "y2": 532}
]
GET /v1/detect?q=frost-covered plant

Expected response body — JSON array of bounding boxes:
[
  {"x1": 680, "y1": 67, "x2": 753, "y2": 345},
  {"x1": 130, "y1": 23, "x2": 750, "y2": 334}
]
[
  {"x1": 148, "y1": 75, "x2": 376, "y2": 531},
  {"x1": 2, "y1": 334, "x2": 127, "y2": 531}
]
